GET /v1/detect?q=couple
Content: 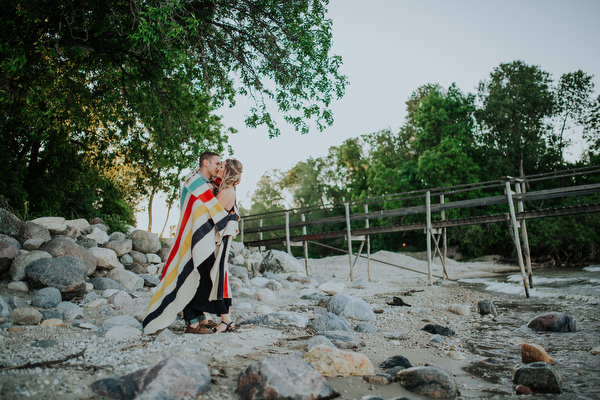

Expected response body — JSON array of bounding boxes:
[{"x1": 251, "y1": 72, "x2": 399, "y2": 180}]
[{"x1": 142, "y1": 152, "x2": 243, "y2": 335}]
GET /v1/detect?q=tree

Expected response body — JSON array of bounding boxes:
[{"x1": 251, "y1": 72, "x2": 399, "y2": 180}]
[
  {"x1": 477, "y1": 61, "x2": 554, "y2": 178},
  {"x1": 0, "y1": 0, "x2": 346, "y2": 220}
]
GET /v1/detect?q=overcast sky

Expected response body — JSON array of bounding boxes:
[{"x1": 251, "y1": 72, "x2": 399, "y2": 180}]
[{"x1": 137, "y1": 0, "x2": 600, "y2": 234}]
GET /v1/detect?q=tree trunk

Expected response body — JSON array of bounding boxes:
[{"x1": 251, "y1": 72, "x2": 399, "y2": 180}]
[
  {"x1": 147, "y1": 189, "x2": 156, "y2": 232},
  {"x1": 160, "y1": 203, "x2": 172, "y2": 238}
]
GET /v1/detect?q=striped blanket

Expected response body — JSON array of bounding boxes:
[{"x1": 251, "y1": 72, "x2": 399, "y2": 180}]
[{"x1": 142, "y1": 171, "x2": 239, "y2": 334}]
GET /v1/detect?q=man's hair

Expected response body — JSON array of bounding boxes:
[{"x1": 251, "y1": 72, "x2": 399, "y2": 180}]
[{"x1": 199, "y1": 151, "x2": 220, "y2": 168}]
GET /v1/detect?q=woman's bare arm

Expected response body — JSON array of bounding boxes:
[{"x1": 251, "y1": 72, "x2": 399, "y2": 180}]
[{"x1": 217, "y1": 187, "x2": 236, "y2": 211}]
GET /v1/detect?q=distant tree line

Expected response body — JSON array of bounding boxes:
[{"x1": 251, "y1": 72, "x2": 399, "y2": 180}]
[{"x1": 242, "y1": 61, "x2": 600, "y2": 266}]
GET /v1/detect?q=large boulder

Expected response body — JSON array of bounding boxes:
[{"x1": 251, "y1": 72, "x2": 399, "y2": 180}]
[
  {"x1": 10, "y1": 250, "x2": 53, "y2": 281},
  {"x1": 259, "y1": 250, "x2": 303, "y2": 274},
  {"x1": 106, "y1": 268, "x2": 144, "y2": 292},
  {"x1": 104, "y1": 239, "x2": 132, "y2": 257},
  {"x1": 327, "y1": 293, "x2": 377, "y2": 322},
  {"x1": 66, "y1": 218, "x2": 90, "y2": 236},
  {"x1": 0, "y1": 241, "x2": 20, "y2": 274},
  {"x1": 527, "y1": 312, "x2": 577, "y2": 332},
  {"x1": 30, "y1": 217, "x2": 68, "y2": 235},
  {"x1": 395, "y1": 366, "x2": 458, "y2": 398},
  {"x1": 88, "y1": 247, "x2": 124, "y2": 270},
  {"x1": 0, "y1": 208, "x2": 24, "y2": 237},
  {"x1": 513, "y1": 362, "x2": 562, "y2": 393},
  {"x1": 86, "y1": 227, "x2": 109, "y2": 245},
  {"x1": 40, "y1": 236, "x2": 97, "y2": 276},
  {"x1": 22, "y1": 221, "x2": 52, "y2": 243},
  {"x1": 130, "y1": 230, "x2": 161, "y2": 254},
  {"x1": 25, "y1": 255, "x2": 87, "y2": 299}
]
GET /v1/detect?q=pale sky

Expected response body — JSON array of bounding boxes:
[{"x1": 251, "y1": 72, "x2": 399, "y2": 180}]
[{"x1": 136, "y1": 0, "x2": 600, "y2": 234}]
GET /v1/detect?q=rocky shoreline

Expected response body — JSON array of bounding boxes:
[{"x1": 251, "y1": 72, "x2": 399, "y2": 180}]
[{"x1": 0, "y1": 210, "x2": 594, "y2": 399}]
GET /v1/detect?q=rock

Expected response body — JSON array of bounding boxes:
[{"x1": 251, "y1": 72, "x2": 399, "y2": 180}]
[
  {"x1": 265, "y1": 279, "x2": 282, "y2": 291},
  {"x1": 287, "y1": 273, "x2": 310, "y2": 283},
  {"x1": 103, "y1": 314, "x2": 142, "y2": 330},
  {"x1": 57, "y1": 302, "x2": 83, "y2": 321},
  {"x1": 515, "y1": 384, "x2": 534, "y2": 395},
  {"x1": 92, "y1": 357, "x2": 211, "y2": 399},
  {"x1": 31, "y1": 339, "x2": 58, "y2": 348},
  {"x1": 155, "y1": 329, "x2": 178, "y2": 342},
  {"x1": 395, "y1": 366, "x2": 458, "y2": 398},
  {"x1": 447, "y1": 350, "x2": 465, "y2": 360},
  {"x1": 125, "y1": 262, "x2": 148, "y2": 275},
  {"x1": 422, "y1": 324, "x2": 455, "y2": 336},
  {"x1": 88, "y1": 277, "x2": 124, "y2": 291},
  {"x1": 103, "y1": 239, "x2": 132, "y2": 257},
  {"x1": 354, "y1": 322, "x2": 381, "y2": 333},
  {"x1": 255, "y1": 288, "x2": 277, "y2": 302},
  {"x1": 86, "y1": 227, "x2": 109, "y2": 245},
  {"x1": 120, "y1": 254, "x2": 134, "y2": 266},
  {"x1": 527, "y1": 312, "x2": 577, "y2": 332},
  {"x1": 0, "y1": 241, "x2": 20, "y2": 273},
  {"x1": 311, "y1": 312, "x2": 351, "y2": 332},
  {"x1": 327, "y1": 293, "x2": 377, "y2": 322},
  {"x1": 9, "y1": 307, "x2": 43, "y2": 325},
  {"x1": 230, "y1": 265, "x2": 250, "y2": 283},
  {"x1": 477, "y1": 299, "x2": 497, "y2": 316},
  {"x1": 7, "y1": 296, "x2": 29, "y2": 309},
  {"x1": 250, "y1": 277, "x2": 269, "y2": 287},
  {"x1": 0, "y1": 296, "x2": 13, "y2": 318},
  {"x1": 10, "y1": 250, "x2": 52, "y2": 281},
  {"x1": 146, "y1": 253, "x2": 161, "y2": 264},
  {"x1": 129, "y1": 250, "x2": 148, "y2": 264},
  {"x1": 522, "y1": 342, "x2": 554, "y2": 364},
  {"x1": 30, "y1": 217, "x2": 67, "y2": 235},
  {"x1": 303, "y1": 344, "x2": 374, "y2": 377},
  {"x1": 259, "y1": 250, "x2": 303, "y2": 274},
  {"x1": 89, "y1": 247, "x2": 124, "y2": 270},
  {"x1": 7, "y1": 281, "x2": 29, "y2": 292},
  {"x1": 319, "y1": 331, "x2": 365, "y2": 349},
  {"x1": 238, "y1": 354, "x2": 337, "y2": 399},
  {"x1": 591, "y1": 346, "x2": 600, "y2": 355},
  {"x1": 77, "y1": 238, "x2": 97, "y2": 249},
  {"x1": 307, "y1": 335, "x2": 337, "y2": 350},
  {"x1": 0, "y1": 234, "x2": 21, "y2": 250},
  {"x1": 448, "y1": 304, "x2": 471, "y2": 316},
  {"x1": 22, "y1": 221, "x2": 52, "y2": 243},
  {"x1": 106, "y1": 268, "x2": 144, "y2": 292},
  {"x1": 156, "y1": 247, "x2": 170, "y2": 263},
  {"x1": 25, "y1": 255, "x2": 88, "y2": 300},
  {"x1": 140, "y1": 273, "x2": 159, "y2": 287},
  {"x1": 318, "y1": 281, "x2": 344, "y2": 295},
  {"x1": 66, "y1": 218, "x2": 90, "y2": 236},
  {"x1": 104, "y1": 325, "x2": 142, "y2": 340},
  {"x1": 40, "y1": 236, "x2": 97, "y2": 276},
  {"x1": 384, "y1": 332, "x2": 410, "y2": 341},
  {"x1": 130, "y1": 230, "x2": 161, "y2": 254},
  {"x1": 120, "y1": 297, "x2": 151, "y2": 322},
  {"x1": 107, "y1": 290, "x2": 133, "y2": 309},
  {"x1": 380, "y1": 355, "x2": 412, "y2": 370},
  {"x1": 31, "y1": 287, "x2": 62, "y2": 309},
  {"x1": 40, "y1": 318, "x2": 67, "y2": 328},
  {"x1": 513, "y1": 362, "x2": 561, "y2": 393},
  {"x1": 0, "y1": 208, "x2": 24, "y2": 237},
  {"x1": 108, "y1": 232, "x2": 127, "y2": 242},
  {"x1": 244, "y1": 259, "x2": 261, "y2": 277},
  {"x1": 23, "y1": 238, "x2": 46, "y2": 251},
  {"x1": 244, "y1": 311, "x2": 310, "y2": 329}
]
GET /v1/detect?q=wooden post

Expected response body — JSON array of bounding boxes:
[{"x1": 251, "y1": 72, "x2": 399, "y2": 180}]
[
  {"x1": 240, "y1": 217, "x2": 244, "y2": 245},
  {"x1": 301, "y1": 213, "x2": 309, "y2": 276},
  {"x1": 441, "y1": 194, "x2": 447, "y2": 275},
  {"x1": 285, "y1": 211, "x2": 291, "y2": 255},
  {"x1": 505, "y1": 181, "x2": 529, "y2": 297},
  {"x1": 345, "y1": 202, "x2": 354, "y2": 281},
  {"x1": 364, "y1": 204, "x2": 371, "y2": 281},
  {"x1": 426, "y1": 191, "x2": 432, "y2": 285},
  {"x1": 516, "y1": 182, "x2": 533, "y2": 288}
]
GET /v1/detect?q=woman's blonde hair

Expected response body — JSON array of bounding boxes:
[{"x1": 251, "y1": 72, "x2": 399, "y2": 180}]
[{"x1": 219, "y1": 159, "x2": 243, "y2": 190}]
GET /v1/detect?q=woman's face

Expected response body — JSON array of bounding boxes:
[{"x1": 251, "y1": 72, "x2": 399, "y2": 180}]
[{"x1": 217, "y1": 161, "x2": 226, "y2": 179}]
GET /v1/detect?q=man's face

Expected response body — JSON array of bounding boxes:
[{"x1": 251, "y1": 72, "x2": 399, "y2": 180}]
[{"x1": 205, "y1": 156, "x2": 221, "y2": 178}]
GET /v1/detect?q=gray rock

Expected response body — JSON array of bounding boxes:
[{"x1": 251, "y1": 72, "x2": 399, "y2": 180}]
[
  {"x1": 311, "y1": 312, "x2": 351, "y2": 332},
  {"x1": 23, "y1": 238, "x2": 46, "y2": 251},
  {"x1": 120, "y1": 297, "x2": 150, "y2": 322},
  {"x1": 9, "y1": 307, "x2": 43, "y2": 325},
  {"x1": 327, "y1": 293, "x2": 377, "y2": 322},
  {"x1": 65, "y1": 218, "x2": 90, "y2": 236},
  {"x1": 229, "y1": 265, "x2": 251, "y2": 284},
  {"x1": 0, "y1": 208, "x2": 24, "y2": 237},
  {"x1": 86, "y1": 227, "x2": 109, "y2": 245},
  {"x1": 120, "y1": 254, "x2": 134, "y2": 266},
  {"x1": 30, "y1": 217, "x2": 67, "y2": 235},
  {"x1": 88, "y1": 277, "x2": 124, "y2": 291},
  {"x1": 0, "y1": 233, "x2": 21, "y2": 250},
  {"x1": 146, "y1": 253, "x2": 161, "y2": 264},
  {"x1": 104, "y1": 325, "x2": 142, "y2": 340},
  {"x1": 31, "y1": 339, "x2": 58, "y2": 348},
  {"x1": 0, "y1": 241, "x2": 19, "y2": 274},
  {"x1": 89, "y1": 247, "x2": 124, "y2": 270},
  {"x1": 130, "y1": 230, "x2": 161, "y2": 254},
  {"x1": 57, "y1": 302, "x2": 83, "y2": 321},
  {"x1": 307, "y1": 335, "x2": 337, "y2": 350},
  {"x1": 106, "y1": 268, "x2": 144, "y2": 292},
  {"x1": 0, "y1": 296, "x2": 13, "y2": 318},
  {"x1": 40, "y1": 309, "x2": 64, "y2": 321},
  {"x1": 125, "y1": 262, "x2": 148, "y2": 275},
  {"x1": 380, "y1": 355, "x2": 413, "y2": 370},
  {"x1": 82, "y1": 291, "x2": 99, "y2": 304},
  {"x1": 25, "y1": 255, "x2": 88, "y2": 300},
  {"x1": 244, "y1": 311, "x2": 310, "y2": 328},
  {"x1": 22, "y1": 221, "x2": 51, "y2": 243},
  {"x1": 129, "y1": 250, "x2": 148, "y2": 264},
  {"x1": 250, "y1": 277, "x2": 269, "y2": 287},
  {"x1": 395, "y1": 366, "x2": 458, "y2": 398},
  {"x1": 77, "y1": 238, "x2": 98, "y2": 249},
  {"x1": 527, "y1": 312, "x2": 577, "y2": 332},
  {"x1": 477, "y1": 299, "x2": 497, "y2": 316},
  {"x1": 6, "y1": 296, "x2": 29, "y2": 309},
  {"x1": 422, "y1": 324, "x2": 455, "y2": 336},
  {"x1": 31, "y1": 287, "x2": 62, "y2": 309},
  {"x1": 237, "y1": 355, "x2": 337, "y2": 400},
  {"x1": 7, "y1": 281, "x2": 29, "y2": 292},
  {"x1": 156, "y1": 247, "x2": 170, "y2": 263},
  {"x1": 10, "y1": 250, "x2": 52, "y2": 282},
  {"x1": 265, "y1": 280, "x2": 283, "y2": 291},
  {"x1": 103, "y1": 314, "x2": 142, "y2": 330},
  {"x1": 354, "y1": 322, "x2": 381, "y2": 333},
  {"x1": 384, "y1": 332, "x2": 410, "y2": 340},
  {"x1": 108, "y1": 290, "x2": 133, "y2": 309},
  {"x1": 40, "y1": 236, "x2": 97, "y2": 276},
  {"x1": 513, "y1": 362, "x2": 562, "y2": 393},
  {"x1": 140, "y1": 274, "x2": 159, "y2": 287},
  {"x1": 108, "y1": 232, "x2": 127, "y2": 242},
  {"x1": 103, "y1": 239, "x2": 132, "y2": 258},
  {"x1": 319, "y1": 330, "x2": 366, "y2": 349},
  {"x1": 259, "y1": 250, "x2": 303, "y2": 274}
]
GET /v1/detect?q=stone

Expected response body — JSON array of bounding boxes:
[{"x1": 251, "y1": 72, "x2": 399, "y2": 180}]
[
  {"x1": 86, "y1": 227, "x2": 109, "y2": 245},
  {"x1": 303, "y1": 344, "x2": 374, "y2": 377},
  {"x1": 311, "y1": 312, "x2": 351, "y2": 332},
  {"x1": 65, "y1": 218, "x2": 90, "y2": 236},
  {"x1": 120, "y1": 254, "x2": 134, "y2": 266},
  {"x1": 319, "y1": 331, "x2": 366, "y2": 349},
  {"x1": 31, "y1": 287, "x2": 62, "y2": 309},
  {"x1": 448, "y1": 304, "x2": 471, "y2": 316},
  {"x1": 0, "y1": 241, "x2": 19, "y2": 274},
  {"x1": 395, "y1": 366, "x2": 458, "y2": 398},
  {"x1": 88, "y1": 277, "x2": 124, "y2": 291},
  {"x1": 307, "y1": 335, "x2": 337, "y2": 350},
  {"x1": 156, "y1": 247, "x2": 170, "y2": 263},
  {"x1": 0, "y1": 234, "x2": 21, "y2": 250},
  {"x1": 259, "y1": 249, "x2": 303, "y2": 274},
  {"x1": 380, "y1": 355, "x2": 412, "y2": 370},
  {"x1": 108, "y1": 232, "x2": 127, "y2": 242},
  {"x1": 522, "y1": 342, "x2": 554, "y2": 364},
  {"x1": 22, "y1": 221, "x2": 52, "y2": 243},
  {"x1": 57, "y1": 302, "x2": 83, "y2": 321},
  {"x1": 244, "y1": 311, "x2": 310, "y2": 328},
  {"x1": 146, "y1": 253, "x2": 161, "y2": 264},
  {"x1": 9, "y1": 307, "x2": 43, "y2": 325},
  {"x1": 230, "y1": 265, "x2": 250, "y2": 283},
  {"x1": 125, "y1": 262, "x2": 148, "y2": 274},
  {"x1": 250, "y1": 277, "x2": 269, "y2": 287},
  {"x1": 354, "y1": 322, "x2": 381, "y2": 333},
  {"x1": 318, "y1": 281, "x2": 344, "y2": 295},
  {"x1": 265, "y1": 279, "x2": 283, "y2": 292},
  {"x1": 106, "y1": 268, "x2": 144, "y2": 292},
  {"x1": 103, "y1": 314, "x2": 142, "y2": 330},
  {"x1": 238, "y1": 355, "x2": 337, "y2": 400},
  {"x1": 107, "y1": 290, "x2": 133, "y2": 309},
  {"x1": 25, "y1": 256, "x2": 88, "y2": 300},
  {"x1": 513, "y1": 362, "x2": 562, "y2": 393},
  {"x1": 129, "y1": 250, "x2": 148, "y2": 264},
  {"x1": 30, "y1": 217, "x2": 67, "y2": 235},
  {"x1": 103, "y1": 239, "x2": 132, "y2": 257},
  {"x1": 422, "y1": 324, "x2": 455, "y2": 336},
  {"x1": 120, "y1": 297, "x2": 151, "y2": 321},
  {"x1": 287, "y1": 273, "x2": 310, "y2": 283},
  {"x1": 40, "y1": 236, "x2": 97, "y2": 276},
  {"x1": 23, "y1": 238, "x2": 46, "y2": 251},
  {"x1": 384, "y1": 332, "x2": 410, "y2": 341},
  {"x1": 104, "y1": 325, "x2": 142, "y2": 340},
  {"x1": 477, "y1": 299, "x2": 498, "y2": 316},
  {"x1": 140, "y1": 273, "x2": 159, "y2": 287},
  {"x1": 89, "y1": 247, "x2": 124, "y2": 270},
  {"x1": 591, "y1": 346, "x2": 600, "y2": 355},
  {"x1": 40, "y1": 318, "x2": 67, "y2": 328},
  {"x1": 7, "y1": 281, "x2": 29, "y2": 292},
  {"x1": 255, "y1": 288, "x2": 277, "y2": 302},
  {"x1": 0, "y1": 296, "x2": 13, "y2": 318},
  {"x1": 0, "y1": 208, "x2": 24, "y2": 237},
  {"x1": 130, "y1": 230, "x2": 161, "y2": 254},
  {"x1": 7, "y1": 296, "x2": 29, "y2": 309},
  {"x1": 77, "y1": 238, "x2": 97, "y2": 249},
  {"x1": 230, "y1": 254, "x2": 245, "y2": 265},
  {"x1": 10, "y1": 250, "x2": 52, "y2": 282},
  {"x1": 527, "y1": 312, "x2": 577, "y2": 332},
  {"x1": 327, "y1": 293, "x2": 377, "y2": 322}
]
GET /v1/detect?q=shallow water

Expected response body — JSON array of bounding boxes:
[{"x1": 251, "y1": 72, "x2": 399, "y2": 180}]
[{"x1": 459, "y1": 265, "x2": 600, "y2": 399}]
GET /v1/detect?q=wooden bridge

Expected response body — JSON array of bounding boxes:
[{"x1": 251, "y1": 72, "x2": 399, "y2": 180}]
[{"x1": 240, "y1": 166, "x2": 600, "y2": 297}]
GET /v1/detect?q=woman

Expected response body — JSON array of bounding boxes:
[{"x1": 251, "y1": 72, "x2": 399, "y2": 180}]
[{"x1": 191, "y1": 158, "x2": 243, "y2": 333}]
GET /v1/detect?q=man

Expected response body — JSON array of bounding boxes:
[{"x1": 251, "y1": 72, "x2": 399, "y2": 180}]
[{"x1": 142, "y1": 151, "x2": 231, "y2": 335}]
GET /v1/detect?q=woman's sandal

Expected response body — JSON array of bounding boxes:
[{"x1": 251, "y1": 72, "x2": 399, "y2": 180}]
[
  {"x1": 201, "y1": 320, "x2": 218, "y2": 328},
  {"x1": 215, "y1": 321, "x2": 235, "y2": 333},
  {"x1": 185, "y1": 325, "x2": 215, "y2": 335}
]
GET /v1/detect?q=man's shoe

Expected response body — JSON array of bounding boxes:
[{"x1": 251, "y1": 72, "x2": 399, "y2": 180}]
[{"x1": 185, "y1": 325, "x2": 215, "y2": 334}]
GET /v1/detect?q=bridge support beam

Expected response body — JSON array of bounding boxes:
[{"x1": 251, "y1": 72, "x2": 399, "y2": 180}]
[{"x1": 505, "y1": 179, "x2": 530, "y2": 297}]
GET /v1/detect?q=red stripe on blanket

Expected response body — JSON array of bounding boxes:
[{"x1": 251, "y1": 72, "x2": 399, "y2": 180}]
[
  {"x1": 160, "y1": 194, "x2": 198, "y2": 280},
  {"x1": 223, "y1": 271, "x2": 229, "y2": 298},
  {"x1": 198, "y1": 188, "x2": 214, "y2": 203}
]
